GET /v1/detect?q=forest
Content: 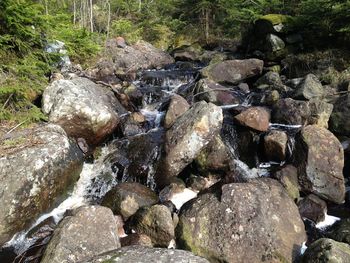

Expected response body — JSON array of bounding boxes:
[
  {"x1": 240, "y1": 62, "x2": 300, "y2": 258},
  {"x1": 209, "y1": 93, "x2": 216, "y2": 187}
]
[{"x1": 1, "y1": 0, "x2": 350, "y2": 126}]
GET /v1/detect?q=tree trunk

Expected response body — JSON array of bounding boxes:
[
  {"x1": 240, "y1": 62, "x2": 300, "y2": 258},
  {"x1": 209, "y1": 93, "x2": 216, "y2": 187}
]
[
  {"x1": 90, "y1": 0, "x2": 93, "y2": 32},
  {"x1": 205, "y1": 8, "x2": 210, "y2": 44}
]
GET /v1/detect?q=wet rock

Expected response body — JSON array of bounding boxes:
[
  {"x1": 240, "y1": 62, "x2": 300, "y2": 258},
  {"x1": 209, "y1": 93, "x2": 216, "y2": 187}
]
[
  {"x1": 102, "y1": 40, "x2": 174, "y2": 75},
  {"x1": 294, "y1": 74, "x2": 324, "y2": 100},
  {"x1": 173, "y1": 44, "x2": 202, "y2": 61},
  {"x1": 272, "y1": 98, "x2": 311, "y2": 125},
  {"x1": 308, "y1": 99, "x2": 333, "y2": 128},
  {"x1": 195, "y1": 135, "x2": 232, "y2": 174},
  {"x1": 127, "y1": 204, "x2": 174, "y2": 247},
  {"x1": 176, "y1": 178, "x2": 306, "y2": 263},
  {"x1": 330, "y1": 94, "x2": 350, "y2": 136},
  {"x1": 298, "y1": 194, "x2": 327, "y2": 223},
  {"x1": 84, "y1": 246, "x2": 210, "y2": 263},
  {"x1": 328, "y1": 218, "x2": 350, "y2": 245},
  {"x1": 234, "y1": 106, "x2": 270, "y2": 132},
  {"x1": 275, "y1": 165, "x2": 300, "y2": 201},
  {"x1": 120, "y1": 112, "x2": 147, "y2": 137},
  {"x1": 264, "y1": 130, "x2": 288, "y2": 161},
  {"x1": 295, "y1": 125, "x2": 345, "y2": 204},
  {"x1": 164, "y1": 94, "x2": 190, "y2": 129},
  {"x1": 101, "y1": 182, "x2": 159, "y2": 220},
  {"x1": 159, "y1": 182, "x2": 197, "y2": 211},
  {"x1": 186, "y1": 174, "x2": 221, "y2": 192},
  {"x1": 194, "y1": 78, "x2": 240, "y2": 106},
  {"x1": 0, "y1": 124, "x2": 83, "y2": 246},
  {"x1": 156, "y1": 101, "x2": 223, "y2": 186},
  {"x1": 42, "y1": 77, "x2": 126, "y2": 146},
  {"x1": 201, "y1": 59, "x2": 264, "y2": 84},
  {"x1": 41, "y1": 206, "x2": 120, "y2": 263},
  {"x1": 302, "y1": 238, "x2": 350, "y2": 263},
  {"x1": 120, "y1": 233, "x2": 153, "y2": 247}
]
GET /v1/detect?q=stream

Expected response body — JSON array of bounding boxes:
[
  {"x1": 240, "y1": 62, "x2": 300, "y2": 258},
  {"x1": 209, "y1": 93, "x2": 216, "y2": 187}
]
[{"x1": 1, "y1": 61, "x2": 348, "y2": 263}]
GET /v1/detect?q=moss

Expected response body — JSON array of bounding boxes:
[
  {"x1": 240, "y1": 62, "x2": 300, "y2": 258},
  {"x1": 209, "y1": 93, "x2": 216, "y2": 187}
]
[{"x1": 259, "y1": 14, "x2": 290, "y2": 25}]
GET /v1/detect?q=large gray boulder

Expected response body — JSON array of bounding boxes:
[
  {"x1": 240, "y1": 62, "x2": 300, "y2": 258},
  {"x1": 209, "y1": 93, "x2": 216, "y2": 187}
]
[
  {"x1": 42, "y1": 77, "x2": 126, "y2": 146},
  {"x1": 294, "y1": 74, "x2": 324, "y2": 100},
  {"x1": 201, "y1": 59, "x2": 264, "y2": 84},
  {"x1": 303, "y1": 238, "x2": 350, "y2": 263},
  {"x1": 84, "y1": 246, "x2": 210, "y2": 263},
  {"x1": 177, "y1": 179, "x2": 306, "y2": 263},
  {"x1": 41, "y1": 206, "x2": 121, "y2": 263},
  {"x1": 0, "y1": 124, "x2": 83, "y2": 246},
  {"x1": 295, "y1": 125, "x2": 345, "y2": 204},
  {"x1": 103, "y1": 39, "x2": 174, "y2": 73},
  {"x1": 156, "y1": 101, "x2": 223, "y2": 186}
]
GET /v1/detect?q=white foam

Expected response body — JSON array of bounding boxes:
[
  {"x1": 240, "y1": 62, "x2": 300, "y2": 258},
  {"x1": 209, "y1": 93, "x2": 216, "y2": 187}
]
[
  {"x1": 170, "y1": 188, "x2": 198, "y2": 210},
  {"x1": 300, "y1": 242, "x2": 308, "y2": 255},
  {"x1": 316, "y1": 213, "x2": 340, "y2": 229}
]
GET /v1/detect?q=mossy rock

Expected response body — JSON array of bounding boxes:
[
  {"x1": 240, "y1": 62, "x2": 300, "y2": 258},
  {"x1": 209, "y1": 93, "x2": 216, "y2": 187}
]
[{"x1": 259, "y1": 14, "x2": 290, "y2": 25}]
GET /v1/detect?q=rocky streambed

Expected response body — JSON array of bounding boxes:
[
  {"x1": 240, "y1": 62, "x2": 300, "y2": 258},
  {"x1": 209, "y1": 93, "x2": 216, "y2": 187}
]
[{"x1": 0, "y1": 35, "x2": 350, "y2": 263}]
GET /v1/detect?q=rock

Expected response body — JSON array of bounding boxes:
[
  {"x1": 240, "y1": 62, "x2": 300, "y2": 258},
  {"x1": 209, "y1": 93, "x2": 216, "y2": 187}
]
[
  {"x1": 41, "y1": 206, "x2": 120, "y2": 263},
  {"x1": 330, "y1": 94, "x2": 350, "y2": 136},
  {"x1": 308, "y1": 99, "x2": 333, "y2": 128},
  {"x1": 103, "y1": 40, "x2": 174, "y2": 74},
  {"x1": 254, "y1": 14, "x2": 290, "y2": 35},
  {"x1": 195, "y1": 135, "x2": 232, "y2": 174},
  {"x1": 101, "y1": 182, "x2": 159, "y2": 220},
  {"x1": 194, "y1": 78, "x2": 240, "y2": 106},
  {"x1": 159, "y1": 183, "x2": 198, "y2": 211},
  {"x1": 120, "y1": 112, "x2": 147, "y2": 137},
  {"x1": 201, "y1": 59, "x2": 264, "y2": 84},
  {"x1": 186, "y1": 174, "x2": 221, "y2": 192},
  {"x1": 234, "y1": 107, "x2": 270, "y2": 132},
  {"x1": 84, "y1": 246, "x2": 210, "y2": 263},
  {"x1": 156, "y1": 101, "x2": 223, "y2": 186},
  {"x1": 266, "y1": 34, "x2": 285, "y2": 52},
  {"x1": 120, "y1": 233, "x2": 153, "y2": 247},
  {"x1": 115, "y1": 36, "x2": 127, "y2": 48},
  {"x1": 164, "y1": 94, "x2": 190, "y2": 129},
  {"x1": 298, "y1": 194, "x2": 327, "y2": 223},
  {"x1": 295, "y1": 125, "x2": 345, "y2": 204},
  {"x1": 173, "y1": 44, "x2": 202, "y2": 61},
  {"x1": 264, "y1": 130, "x2": 288, "y2": 161},
  {"x1": 176, "y1": 179, "x2": 306, "y2": 263},
  {"x1": 302, "y1": 238, "x2": 350, "y2": 263},
  {"x1": 255, "y1": 71, "x2": 286, "y2": 91},
  {"x1": 127, "y1": 205, "x2": 174, "y2": 247},
  {"x1": 275, "y1": 165, "x2": 300, "y2": 201},
  {"x1": 0, "y1": 124, "x2": 83, "y2": 246},
  {"x1": 294, "y1": 74, "x2": 324, "y2": 100},
  {"x1": 42, "y1": 77, "x2": 126, "y2": 146},
  {"x1": 272, "y1": 98, "x2": 311, "y2": 125},
  {"x1": 328, "y1": 218, "x2": 350, "y2": 245}
]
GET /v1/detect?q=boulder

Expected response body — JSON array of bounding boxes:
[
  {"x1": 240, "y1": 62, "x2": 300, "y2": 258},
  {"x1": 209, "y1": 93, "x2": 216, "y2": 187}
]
[
  {"x1": 177, "y1": 179, "x2": 306, "y2": 263},
  {"x1": 272, "y1": 98, "x2": 311, "y2": 125},
  {"x1": 173, "y1": 44, "x2": 202, "y2": 61},
  {"x1": 201, "y1": 59, "x2": 264, "y2": 84},
  {"x1": 266, "y1": 34, "x2": 285, "y2": 52},
  {"x1": 164, "y1": 94, "x2": 190, "y2": 129},
  {"x1": 104, "y1": 40, "x2": 174, "y2": 73},
  {"x1": 275, "y1": 165, "x2": 300, "y2": 201},
  {"x1": 255, "y1": 71, "x2": 286, "y2": 92},
  {"x1": 156, "y1": 101, "x2": 223, "y2": 186},
  {"x1": 42, "y1": 77, "x2": 126, "y2": 146},
  {"x1": 302, "y1": 238, "x2": 350, "y2": 263},
  {"x1": 120, "y1": 233, "x2": 153, "y2": 247},
  {"x1": 194, "y1": 78, "x2": 240, "y2": 106},
  {"x1": 330, "y1": 94, "x2": 350, "y2": 136},
  {"x1": 295, "y1": 125, "x2": 345, "y2": 204},
  {"x1": 195, "y1": 135, "x2": 232, "y2": 174},
  {"x1": 294, "y1": 74, "x2": 324, "y2": 100},
  {"x1": 41, "y1": 206, "x2": 120, "y2": 263},
  {"x1": 264, "y1": 130, "x2": 288, "y2": 161},
  {"x1": 234, "y1": 107, "x2": 270, "y2": 132},
  {"x1": 127, "y1": 205, "x2": 174, "y2": 247},
  {"x1": 101, "y1": 182, "x2": 159, "y2": 220},
  {"x1": 308, "y1": 99, "x2": 333, "y2": 128},
  {"x1": 298, "y1": 194, "x2": 327, "y2": 223},
  {"x1": 84, "y1": 246, "x2": 210, "y2": 263},
  {"x1": 328, "y1": 218, "x2": 350, "y2": 245},
  {"x1": 0, "y1": 124, "x2": 83, "y2": 246}
]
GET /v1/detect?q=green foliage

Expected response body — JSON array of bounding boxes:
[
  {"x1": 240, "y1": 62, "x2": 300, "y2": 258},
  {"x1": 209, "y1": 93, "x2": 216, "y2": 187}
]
[{"x1": 111, "y1": 18, "x2": 142, "y2": 43}]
